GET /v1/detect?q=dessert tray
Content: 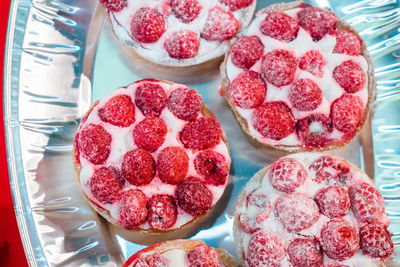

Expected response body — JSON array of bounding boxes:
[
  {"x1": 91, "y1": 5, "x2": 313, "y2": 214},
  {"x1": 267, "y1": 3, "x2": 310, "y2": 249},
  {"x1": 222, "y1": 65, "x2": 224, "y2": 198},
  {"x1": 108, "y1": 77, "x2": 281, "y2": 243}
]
[{"x1": 4, "y1": 0, "x2": 400, "y2": 266}]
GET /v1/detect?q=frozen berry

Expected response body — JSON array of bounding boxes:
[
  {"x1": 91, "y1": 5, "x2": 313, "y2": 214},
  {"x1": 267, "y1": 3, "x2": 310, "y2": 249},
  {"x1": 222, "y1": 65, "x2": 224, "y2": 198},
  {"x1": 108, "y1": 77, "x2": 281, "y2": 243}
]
[
  {"x1": 334, "y1": 30, "x2": 361, "y2": 56},
  {"x1": 134, "y1": 253, "x2": 169, "y2": 267},
  {"x1": 157, "y1": 146, "x2": 189, "y2": 184},
  {"x1": 269, "y1": 158, "x2": 306, "y2": 193},
  {"x1": 296, "y1": 114, "x2": 333, "y2": 147},
  {"x1": 247, "y1": 193, "x2": 270, "y2": 209},
  {"x1": 135, "y1": 82, "x2": 167, "y2": 117},
  {"x1": 230, "y1": 36, "x2": 264, "y2": 69},
  {"x1": 176, "y1": 177, "x2": 212, "y2": 216},
  {"x1": 323, "y1": 263, "x2": 349, "y2": 267},
  {"x1": 194, "y1": 150, "x2": 229, "y2": 185},
  {"x1": 287, "y1": 238, "x2": 323, "y2": 267},
  {"x1": 98, "y1": 95, "x2": 135, "y2": 127},
  {"x1": 246, "y1": 230, "x2": 285, "y2": 267},
  {"x1": 228, "y1": 71, "x2": 266, "y2": 109},
  {"x1": 298, "y1": 50, "x2": 325, "y2": 77},
  {"x1": 133, "y1": 117, "x2": 167, "y2": 152},
  {"x1": 298, "y1": 6, "x2": 336, "y2": 41},
  {"x1": 321, "y1": 219, "x2": 360, "y2": 261},
  {"x1": 147, "y1": 194, "x2": 177, "y2": 230},
  {"x1": 165, "y1": 30, "x2": 200, "y2": 59},
  {"x1": 360, "y1": 223, "x2": 393, "y2": 259},
  {"x1": 275, "y1": 192, "x2": 319, "y2": 232},
  {"x1": 201, "y1": 6, "x2": 239, "y2": 41},
  {"x1": 289, "y1": 78, "x2": 322, "y2": 111},
  {"x1": 187, "y1": 244, "x2": 220, "y2": 267},
  {"x1": 314, "y1": 186, "x2": 350, "y2": 218},
  {"x1": 238, "y1": 213, "x2": 261, "y2": 234},
  {"x1": 118, "y1": 189, "x2": 147, "y2": 229},
  {"x1": 309, "y1": 156, "x2": 352, "y2": 186},
  {"x1": 89, "y1": 167, "x2": 124, "y2": 204},
  {"x1": 219, "y1": 0, "x2": 254, "y2": 11},
  {"x1": 252, "y1": 101, "x2": 295, "y2": 140},
  {"x1": 79, "y1": 124, "x2": 111, "y2": 165},
  {"x1": 333, "y1": 60, "x2": 365, "y2": 93},
  {"x1": 122, "y1": 149, "x2": 155, "y2": 186},
  {"x1": 99, "y1": 0, "x2": 127, "y2": 12},
  {"x1": 180, "y1": 117, "x2": 222, "y2": 150},
  {"x1": 261, "y1": 49, "x2": 297, "y2": 87},
  {"x1": 171, "y1": 0, "x2": 202, "y2": 23},
  {"x1": 349, "y1": 182, "x2": 384, "y2": 223},
  {"x1": 331, "y1": 94, "x2": 363, "y2": 134},
  {"x1": 260, "y1": 12, "x2": 299, "y2": 42},
  {"x1": 131, "y1": 7, "x2": 166, "y2": 43},
  {"x1": 167, "y1": 87, "x2": 202, "y2": 121}
]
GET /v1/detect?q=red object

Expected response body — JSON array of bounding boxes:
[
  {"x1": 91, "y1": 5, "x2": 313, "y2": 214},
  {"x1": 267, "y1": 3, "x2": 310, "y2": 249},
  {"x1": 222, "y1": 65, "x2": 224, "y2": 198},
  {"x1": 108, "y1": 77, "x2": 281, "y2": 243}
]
[{"x1": 0, "y1": 1, "x2": 29, "y2": 266}]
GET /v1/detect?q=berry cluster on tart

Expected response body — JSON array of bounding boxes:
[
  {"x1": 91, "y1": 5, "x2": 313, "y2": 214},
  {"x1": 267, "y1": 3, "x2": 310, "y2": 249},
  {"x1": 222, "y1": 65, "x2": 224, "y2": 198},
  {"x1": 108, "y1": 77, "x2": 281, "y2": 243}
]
[{"x1": 221, "y1": 1, "x2": 375, "y2": 151}]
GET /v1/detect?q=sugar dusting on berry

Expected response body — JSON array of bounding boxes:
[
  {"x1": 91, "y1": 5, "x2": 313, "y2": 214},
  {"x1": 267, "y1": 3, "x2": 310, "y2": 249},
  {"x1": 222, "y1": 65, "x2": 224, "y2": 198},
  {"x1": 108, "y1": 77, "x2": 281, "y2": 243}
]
[
  {"x1": 349, "y1": 182, "x2": 384, "y2": 223},
  {"x1": 298, "y1": 50, "x2": 325, "y2": 77},
  {"x1": 133, "y1": 117, "x2": 167, "y2": 152},
  {"x1": 89, "y1": 166, "x2": 124, "y2": 204},
  {"x1": 334, "y1": 30, "x2": 361, "y2": 56},
  {"x1": 261, "y1": 49, "x2": 297, "y2": 87},
  {"x1": 331, "y1": 94, "x2": 363, "y2": 134},
  {"x1": 360, "y1": 223, "x2": 394, "y2": 260},
  {"x1": 194, "y1": 150, "x2": 229, "y2": 185},
  {"x1": 333, "y1": 60, "x2": 365, "y2": 93},
  {"x1": 260, "y1": 11, "x2": 299, "y2": 42},
  {"x1": 167, "y1": 87, "x2": 202, "y2": 121},
  {"x1": 287, "y1": 238, "x2": 323, "y2": 267},
  {"x1": 130, "y1": 7, "x2": 166, "y2": 43},
  {"x1": 230, "y1": 35, "x2": 264, "y2": 69},
  {"x1": 147, "y1": 194, "x2": 178, "y2": 230},
  {"x1": 180, "y1": 116, "x2": 222, "y2": 150},
  {"x1": 122, "y1": 149, "x2": 156, "y2": 186},
  {"x1": 314, "y1": 186, "x2": 350, "y2": 218},
  {"x1": 219, "y1": 0, "x2": 254, "y2": 11},
  {"x1": 171, "y1": 0, "x2": 202, "y2": 23},
  {"x1": 289, "y1": 78, "x2": 322, "y2": 111},
  {"x1": 135, "y1": 82, "x2": 167, "y2": 117},
  {"x1": 187, "y1": 244, "x2": 221, "y2": 267},
  {"x1": 296, "y1": 114, "x2": 333, "y2": 147},
  {"x1": 268, "y1": 158, "x2": 306, "y2": 193},
  {"x1": 176, "y1": 177, "x2": 212, "y2": 216},
  {"x1": 228, "y1": 71, "x2": 266, "y2": 109},
  {"x1": 157, "y1": 146, "x2": 189, "y2": 184},
  {"x1": 79, "y1": 124, "x2": 111, "y2": 165},
  {"x1": 309, "y1": 155, "x2": 353, "y2": 186},
  {"x1": 298, "y1": 6, "x2": 337, "y2": 41},
  {"x1": 100, "y1": 0, "x2": 127, "y2": 12},
  {"x1": 164, "y1": 30, "x2": 200, "y2": 59},
  {"x1": 118, "y1": 189, "x2": 148, "y2": 229},
  {"x1": 98, "y1": 94, "x2": 135, "y2": 127},
  {"x1": 201, "y1": 6, "x2": 239, "y2": 41}
]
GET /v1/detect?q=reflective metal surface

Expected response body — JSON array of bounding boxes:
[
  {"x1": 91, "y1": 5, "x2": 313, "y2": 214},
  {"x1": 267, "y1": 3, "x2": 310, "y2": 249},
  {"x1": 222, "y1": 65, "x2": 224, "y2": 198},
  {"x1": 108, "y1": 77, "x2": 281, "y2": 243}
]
[{"x1": 4, "y1": 0, "x2": 400, "y2": 266}]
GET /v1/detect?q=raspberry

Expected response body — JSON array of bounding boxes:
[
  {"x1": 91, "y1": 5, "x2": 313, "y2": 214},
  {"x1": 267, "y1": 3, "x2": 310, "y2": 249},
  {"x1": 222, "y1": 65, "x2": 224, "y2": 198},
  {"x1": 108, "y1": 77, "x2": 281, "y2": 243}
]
[
  {"x1": 135, "y1": 83, "x2": 167, "y2": 117},
  {"x1": 99, "y1": 0, "x2": 127, "y2": 12},
  {"x1": 334, "y1": 30, "x2": 361, "y2": 56},
  {"x1": 201, "y1": 6, "x2": 239, "y2": 41},
  {"x1": 360, "y1": 223, "x2": 393, "y2": 259},
  {"x1": 180, "y1": 117, "x2": 222, "y2": 150},
  {"x1": 275, "y1": 192, "x2": 319, "y2": 232},
  {"x1": 134, "y1": 253, "x2": 169, "y2": 267},
  {"x1": 133, "y1": 117, "x2": 167, "y2": 152},
  {"x1": 289, "y1": 78, "x2": 322, "y2": 111},
  {"x1": 157, "y1": 146, "x2": 189, "y2": 184},
  {"x1": 287, "y1": 238, "x2": 323, "y2": 267},
  {"x1": 230, "y1": 36, "x2": 264, "y2": 69},
  {"x1": 314, "y1": 186, "x2": 350, "y2": 218},
  {"x1": 89, "y1": 167, "x2": 124, "y2": 204},
  {"x1": 323, "y1": 263, "x2": 349, "y2": 267},
  {"x1": 122, "y1": 149, "x2": 156, "y2": 186},
  {"x1": 260, "y1": 12, "x2": 299, "y2": 42},
  {"x1": 309, "y1": 156, "x2": 353, "y2": 186},
  {"x1": 164, "y1": 30, "x2": 200, "y2": 59},
  {"x1": 167, "y1": 87, "x2": 202, "y2": 121},
  {"x1": 98, "y1": 95, "x2": 135, "y2": 127},
  {"x1": 348, "y1": 182, "x2": 384, "y2": 223},
  {"x1": 330, "y1": 94, "x2": 363, "y2": 134},
  {"x1": 131, "y1": 8, "x2": 166, "y2": 43},
  {"x1": 321, "y1": 219, "x2": 360, "y2": 261},
  {"x1": 118, "y1": 189, "x2": 147, "y2": 229},
  {"x1": 176, "y1": 177, "x2": 212, "y2": 216},
  {"x1": 194, "y1": 150, "x2": 229, "y2": 185},
  {"x1": 268, "y1": 158, "x2": 306, "y2": 193},
  {"x1": 78, "y1": 124, "x2": 111, "y2": 165},
  {"x1": 261, "y1": 49, "x2": 297, "y2": 87},
  {"x1": 251, "y1": 101, "x2": 295, "y2": 140},
  {"x1": 333, "y1": 60, "x2": 365, "y2": 93},
  {"x1": 247, "y1": 193, "x2": 270, "y2": 209},
  {"x1": 298, "y1": 50, "x2": 325, "y2": 77},
  {"x1": 187, "y1": 244, "x2": 220, "y2": 267},
  {"x1": 246, "y1": 230, "x2": 285, "y2": 267},
  {"x1": 298, "y1": 6, "x2": 337, "y2": 41},
  {"x1": 228, "y1": 71, "x2": 266, "y2": 109},
  {"x1": 171, "y1": 0, "x2": 202, "y2": 23},
  {"x1": 296, "y1": 114, "x2": 333, "y2": 147},
  {"x1": 238, "y1": 213, "x2": 261, "y2": 234},
  {"x1": 147, "y1": 194, "x2": 177, "y2": 230},
  {"x1": 219, "y1": 0, "x2": 254, "y2": 11}
]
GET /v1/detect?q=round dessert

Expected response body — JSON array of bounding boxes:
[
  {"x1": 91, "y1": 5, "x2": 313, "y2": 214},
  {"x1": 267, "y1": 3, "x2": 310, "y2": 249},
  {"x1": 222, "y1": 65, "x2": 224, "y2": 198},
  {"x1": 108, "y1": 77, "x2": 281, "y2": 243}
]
[
  {"x1": 73, "y1": 79, "x2": 231, "y2": 242},
  {"x1": 100, "y1": 0, "x2": 256, "y2": 67},
  {"x1": 123, "y1": 239, "x2": 240, "y2": 267},
  {"x1": 234, "y1": 153, "x2": 393, "y2": 266},
  {"x1": 220, "y1": 1, "x2": 375, "y2": 151}
]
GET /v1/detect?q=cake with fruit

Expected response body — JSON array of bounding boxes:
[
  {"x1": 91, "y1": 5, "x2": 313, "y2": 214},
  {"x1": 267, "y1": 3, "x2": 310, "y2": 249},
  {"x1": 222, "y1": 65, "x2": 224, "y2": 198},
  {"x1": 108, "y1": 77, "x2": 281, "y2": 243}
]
[
  {"x1": 123, "y1": 239, "x2": 240, "y2": 267},
  {"x1": 220, "y1": 1, "x2": 375, "y2": 151},
  {"x1": 99, "y1": 0, "x2": 256, "y2": 68},
  {"x1": 73, "y1": 79, "x2": 231, "y2": 243},
  {"x1": 234, "y1": 153, "x2": 393, "y2": 266}
]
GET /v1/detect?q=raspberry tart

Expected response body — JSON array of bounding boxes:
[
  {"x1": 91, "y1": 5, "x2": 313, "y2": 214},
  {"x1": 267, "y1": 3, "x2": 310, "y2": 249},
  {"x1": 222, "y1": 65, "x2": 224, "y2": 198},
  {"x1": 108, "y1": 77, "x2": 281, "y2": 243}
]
[
  {"x1": 220, "y1": 1, "x2": 375, "y2": 151},
  {"x1": 73, "y1": 79, "x2": 231, "y2": 243},
  {"x1": 123, "y1": 239, "x2": 240, "y2": 267},
  {"x1": 234, "y1": 153, "x2": 393, "y2": 266}
]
